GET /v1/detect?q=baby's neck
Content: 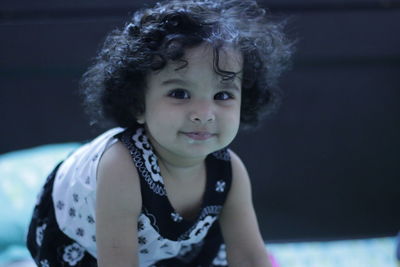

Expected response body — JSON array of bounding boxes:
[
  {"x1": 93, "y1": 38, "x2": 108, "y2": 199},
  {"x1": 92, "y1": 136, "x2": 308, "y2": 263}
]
[{"x1": 158, "y1": 156, "x2": 206, "y2": 182}]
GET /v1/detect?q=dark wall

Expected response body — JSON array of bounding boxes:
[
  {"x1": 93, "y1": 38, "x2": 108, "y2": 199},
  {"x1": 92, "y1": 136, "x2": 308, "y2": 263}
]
[{"x1": 1, "y1": 0, "x2": 399, "y2": 241}]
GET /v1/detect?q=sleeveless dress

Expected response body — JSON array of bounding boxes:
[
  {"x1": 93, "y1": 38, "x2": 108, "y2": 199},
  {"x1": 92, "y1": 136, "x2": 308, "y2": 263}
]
[{"x1": 27, "y1": 127, "x2": 233, "y2": 267}]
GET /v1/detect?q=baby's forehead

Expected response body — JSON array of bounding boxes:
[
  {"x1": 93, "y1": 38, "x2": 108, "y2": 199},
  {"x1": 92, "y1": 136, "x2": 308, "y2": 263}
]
[
  {"x1": 163, "y1": 44, "x2": 243, "y2": 77},
  {"x1": 183, "y1": 43, "x2": 243, "y2": 70}
]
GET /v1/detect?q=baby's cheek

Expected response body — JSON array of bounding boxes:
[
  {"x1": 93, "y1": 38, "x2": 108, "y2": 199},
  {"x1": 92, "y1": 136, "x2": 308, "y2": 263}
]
[
  {"x1": 158, "y1": 109, "x2": 183, "y2": 123},
  {"x1": 225, "y1": 110, "x2": 241, "y2": 127},
  {"x1": 219, "y1": 115, "x2": 240, "y2": 143},
  {"x1": 146, "y1": 106, "x2": 182, "y2": 131}
]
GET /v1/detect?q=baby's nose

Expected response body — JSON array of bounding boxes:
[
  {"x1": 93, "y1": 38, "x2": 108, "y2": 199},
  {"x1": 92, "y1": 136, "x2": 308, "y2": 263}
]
[{"x1": 189, "y1": 102, "x2": 215, "y2": 123}]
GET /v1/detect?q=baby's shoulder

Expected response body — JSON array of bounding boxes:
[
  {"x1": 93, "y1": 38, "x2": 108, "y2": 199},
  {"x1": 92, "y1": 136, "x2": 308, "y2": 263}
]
[
  {"x1": 98, "y1": 141, "x2": 140, "y2": 182},
  {"x1": 97, "y1": 141, "x2": 142, "y2": 211},
  {"x1": 227, "y1": 149, "x2": 247, "y2": 174},
  {"x1": 100, "y1": 140, "x2": 132, "y2": 165},
  {"x1": 226, "y1": 149, "x2": 251, "y2": 187}
]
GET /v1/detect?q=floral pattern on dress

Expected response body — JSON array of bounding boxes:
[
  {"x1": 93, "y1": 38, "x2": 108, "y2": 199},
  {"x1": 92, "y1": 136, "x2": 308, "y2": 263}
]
[
  {"x1": 215, "y1": 180, "x2": 226, "y2": 192},
  {"x1": 176, "y1": 240, "x2": 204, "y2": 263},
  {"x1": 212, "y1": 244, "x2": 228, "y2": 266},
  {"x1": 36, "y1": 223, "x2": 47, "y2": 247},
  {"x1": 138, "y1": 220, "x2": 145, "y2": 231},
  {"x1": 138, "y1": 236, "x2": 147, "y2": 245},
  {"x1": 76, "y1": 227, "x2": 84, "y2": 237},
  {"x1": 171, "y1": 212, "x2": 183, "y2": 222},
  {"x1": 40, "y1": 259, "x2": 50, "y2": 267},
  {"x1": 56, "y1": 200, "x2": 65, "y2": 210},
  {"x1": 178, "y1": 205, "x2": 222, "y2": 240},
  {"x1": 62, "y1": 242, "x2": 85, "y2": 266},
  {"x1": 131, "y1": 128, "x2": 164, "y2": 183},
  {"x1": 212, "y1": 149, "x2": 230, "y2": 161},
  {"x1": 136, "y1": 213, "x2": 206, "y2": 264},
  {"x1": 87, "y1": 215, "x2": 95, "y2": 224},
  {"x1": 149, "y1": 154, "x2": 160, "y2": 174},
  {"x1": 122, "y1": 128, "x2": 166, "y2": 196},
  {"x1": 188, "y1": 215, "x2": 217, "y2": 241}
]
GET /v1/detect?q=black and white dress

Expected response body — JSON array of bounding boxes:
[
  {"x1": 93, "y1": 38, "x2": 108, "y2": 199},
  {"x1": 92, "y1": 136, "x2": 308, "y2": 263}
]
[{"x1": 27, "y1": 126, "x2": 232, "y2": 267}]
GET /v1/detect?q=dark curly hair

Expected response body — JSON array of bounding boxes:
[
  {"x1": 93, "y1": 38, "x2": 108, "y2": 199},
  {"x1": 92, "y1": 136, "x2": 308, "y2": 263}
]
[{"x1": 80, "y1": 0, "x2": 293, "y2": 130}]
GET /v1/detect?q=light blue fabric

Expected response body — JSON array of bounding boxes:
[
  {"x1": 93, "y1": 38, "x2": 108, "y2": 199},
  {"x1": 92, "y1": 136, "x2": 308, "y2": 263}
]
[
  {"x1": 0, "y1": 143, "x2": 80, "y2": 264},
  {"x1": 268, "y1": 237, "x2": 397, "y2": 267}
]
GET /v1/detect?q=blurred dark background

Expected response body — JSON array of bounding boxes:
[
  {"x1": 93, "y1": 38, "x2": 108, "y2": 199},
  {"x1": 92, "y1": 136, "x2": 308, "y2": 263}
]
[{"x1": 1, "y1": 0, "x2": 399, "y2": 242}]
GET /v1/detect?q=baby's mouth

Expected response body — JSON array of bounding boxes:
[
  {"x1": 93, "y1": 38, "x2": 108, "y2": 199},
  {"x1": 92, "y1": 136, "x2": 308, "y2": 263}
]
[{"x1": 181, "y1": 131, "x2": 216, "y2": 141}]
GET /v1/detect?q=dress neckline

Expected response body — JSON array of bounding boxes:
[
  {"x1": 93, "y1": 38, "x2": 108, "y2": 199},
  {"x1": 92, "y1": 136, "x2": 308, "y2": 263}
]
[{"x1": 141, "y1": 129, "x2": 213, "y2": 224}]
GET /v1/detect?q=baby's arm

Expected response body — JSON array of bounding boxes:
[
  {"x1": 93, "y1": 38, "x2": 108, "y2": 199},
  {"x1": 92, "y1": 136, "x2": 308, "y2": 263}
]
[
  {"x1": 219, "y1": 150, "x2": 272, "y2": 267},
  {"x1": 96, "y1": 141, "x2": 142, "y2": 267}
]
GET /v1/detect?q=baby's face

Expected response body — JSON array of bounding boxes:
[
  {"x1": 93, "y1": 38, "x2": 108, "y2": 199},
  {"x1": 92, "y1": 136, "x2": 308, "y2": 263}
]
[{"x1": 139, "y1": 42, "x2": 243, "y2": 164}]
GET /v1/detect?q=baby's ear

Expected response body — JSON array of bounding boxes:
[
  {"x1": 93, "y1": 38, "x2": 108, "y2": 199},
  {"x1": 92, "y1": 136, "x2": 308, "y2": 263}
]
[
  {"x1": 132, "y1": 107, "x2": 145, "y2": 125},
  {"x1": 136, "y1": 114, "x2": 145, "y2": 125}
]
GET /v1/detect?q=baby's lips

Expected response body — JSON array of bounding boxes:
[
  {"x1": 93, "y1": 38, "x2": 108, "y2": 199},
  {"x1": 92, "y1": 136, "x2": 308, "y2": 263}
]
[{"x1": 182, "y1": 131, "x2": 215, "y2": 140}]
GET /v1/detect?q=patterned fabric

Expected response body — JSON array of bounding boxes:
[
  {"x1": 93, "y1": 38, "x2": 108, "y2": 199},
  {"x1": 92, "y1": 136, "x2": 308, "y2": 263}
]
[
  {"x1": 117, "y1": 127, "x2": 232, "y2": 266},
  {"x1": 27, "y1": 163, "x2": 98, "y2": 267},
  {"x1": 26, "y1": 127, "x2": 233, "y2": 267},
  {"x1": 51, "y1": 127, "x2": 123, "y2": 258}
]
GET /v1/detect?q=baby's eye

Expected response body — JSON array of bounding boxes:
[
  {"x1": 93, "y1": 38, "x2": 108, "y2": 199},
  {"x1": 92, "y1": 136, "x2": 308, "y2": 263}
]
[
  {"x1": 168, "y1": 89, "x2": 190, "y2": 99},
  {"x1": 214, "y1": 91, "x2": 234, "y2": 101}
]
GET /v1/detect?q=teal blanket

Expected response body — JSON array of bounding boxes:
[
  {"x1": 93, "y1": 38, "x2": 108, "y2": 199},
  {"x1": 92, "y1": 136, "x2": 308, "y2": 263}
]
[{"x1": 0, "y1": 143, "x2": 80, "y2": 263}]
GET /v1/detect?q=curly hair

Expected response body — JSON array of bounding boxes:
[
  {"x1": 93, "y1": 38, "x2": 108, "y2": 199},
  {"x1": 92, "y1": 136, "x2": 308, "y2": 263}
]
[{"x1": 80, "y1": 0, "x2": 294, "y2": 129}]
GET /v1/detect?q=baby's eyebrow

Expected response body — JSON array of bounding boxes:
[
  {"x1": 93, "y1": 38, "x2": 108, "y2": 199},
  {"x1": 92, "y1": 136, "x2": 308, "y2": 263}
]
[
  {"x1": 161, "y1": 78, "x2": 189, "y2": 86},
  {"x1": 219, "y1": 81, "x2": 241, "y2": 92}
]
